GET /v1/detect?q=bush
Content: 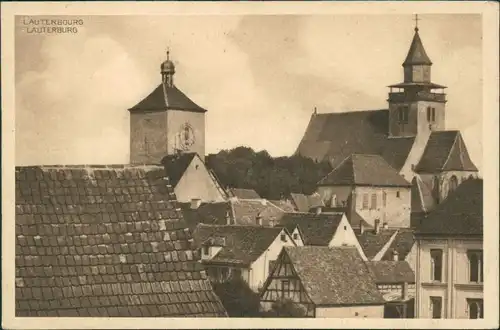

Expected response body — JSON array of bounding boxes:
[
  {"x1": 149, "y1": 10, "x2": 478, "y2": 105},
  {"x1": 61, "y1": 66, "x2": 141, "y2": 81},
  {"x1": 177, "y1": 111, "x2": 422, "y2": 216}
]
[
  {"x1": 212, "y1": 277, "x2": 261, "y2": 317},
  {"x1": 269, "y1": 298, "x2": 308, "y2": 317}
]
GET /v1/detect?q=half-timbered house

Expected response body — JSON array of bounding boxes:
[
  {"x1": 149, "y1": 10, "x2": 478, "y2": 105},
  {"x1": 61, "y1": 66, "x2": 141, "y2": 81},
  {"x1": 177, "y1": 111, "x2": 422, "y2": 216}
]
[{"x1": 260, "y1": 246, "x2": 385, "y2": 318}]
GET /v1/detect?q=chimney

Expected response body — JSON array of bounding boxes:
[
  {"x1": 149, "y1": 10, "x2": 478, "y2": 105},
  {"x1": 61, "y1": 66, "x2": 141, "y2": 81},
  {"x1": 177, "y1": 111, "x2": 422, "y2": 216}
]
[
  {"x1": 360, "y1": 221, "x2": 365, "y2": 235},
  {"x1": 383, "y1": 222, "x2": 389, "y2": 230},
  {"x1": 402, "y1": 281, "x2": 409, "y2": 301},
  {"x1": 315, "y1": 206, "x2": 322, "y2": 215},
  {"x1": 374, "y1": 219, "x2": 381, "y2": 234},
  {"x1": 392, "y1": 249, "x2": 399, "y2": 261},
  {"x1": 190, "y1": 198, "x2": 202, "y2": 209}
]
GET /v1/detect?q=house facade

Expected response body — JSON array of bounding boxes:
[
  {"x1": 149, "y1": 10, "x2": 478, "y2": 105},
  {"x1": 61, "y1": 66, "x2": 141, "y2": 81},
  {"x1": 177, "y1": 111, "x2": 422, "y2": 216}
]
[
  {"x1": 193, "y1": 224, "x2": 302, "y2": 291},
  {"x1": 260, "y1": 246, "x2": 385, "y2": 318},
  {"x1": 415, "y1": 179, "x2": 483, "y2": 319},
  {"x1": 317, "y1": 154, "x2": 412, "y2": 228}
]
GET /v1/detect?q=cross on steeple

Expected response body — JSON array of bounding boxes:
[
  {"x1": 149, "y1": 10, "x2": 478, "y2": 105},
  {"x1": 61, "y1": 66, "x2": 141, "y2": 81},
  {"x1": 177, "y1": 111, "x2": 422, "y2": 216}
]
[{"x1": 413, "y1": 14, "x2": 420, "y2": 31}]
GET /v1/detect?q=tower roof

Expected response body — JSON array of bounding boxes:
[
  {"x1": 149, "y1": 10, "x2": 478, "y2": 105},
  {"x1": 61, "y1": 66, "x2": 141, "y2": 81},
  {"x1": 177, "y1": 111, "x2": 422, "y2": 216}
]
[{"x1": 403, "y1": 28, "x2": 432, "y2": 66}]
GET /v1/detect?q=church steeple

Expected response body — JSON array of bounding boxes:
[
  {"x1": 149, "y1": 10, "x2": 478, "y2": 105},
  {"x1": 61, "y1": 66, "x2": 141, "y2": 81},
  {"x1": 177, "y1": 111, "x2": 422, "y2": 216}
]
[
  {"x1": 161, "y1": 49, "x2": 176, "y2": 87},
  {"x1": 387, "y1": 15, "x2": 447, "y2": 138}
]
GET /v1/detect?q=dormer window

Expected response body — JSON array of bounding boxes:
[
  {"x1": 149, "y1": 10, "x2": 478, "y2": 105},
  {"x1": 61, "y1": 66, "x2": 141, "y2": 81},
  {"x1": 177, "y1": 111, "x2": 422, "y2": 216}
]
[{"x1": 202, "y1": 246, "x2": 210, "y2": 256}]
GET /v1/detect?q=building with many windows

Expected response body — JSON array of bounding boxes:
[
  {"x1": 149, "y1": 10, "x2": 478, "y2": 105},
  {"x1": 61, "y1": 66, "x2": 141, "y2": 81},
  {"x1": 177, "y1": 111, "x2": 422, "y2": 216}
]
[{"x1": 414, "y1": 178, "x2": 483, "y2": 319}]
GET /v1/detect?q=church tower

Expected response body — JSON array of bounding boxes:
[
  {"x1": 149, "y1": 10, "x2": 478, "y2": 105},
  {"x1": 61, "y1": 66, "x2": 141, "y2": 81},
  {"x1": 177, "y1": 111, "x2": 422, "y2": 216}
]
[
  {"x1": 388, "y1": 16, "x2": 447, "y2": 138},
  {"x1": 128, "y1": 51, "x2": 207, "y2": 164}
]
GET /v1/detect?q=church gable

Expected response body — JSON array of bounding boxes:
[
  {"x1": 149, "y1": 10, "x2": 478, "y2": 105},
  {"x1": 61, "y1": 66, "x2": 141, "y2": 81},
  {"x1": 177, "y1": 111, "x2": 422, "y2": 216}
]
[{"x1": 415, "y1": 131, "x2": 478, "y2": 173}]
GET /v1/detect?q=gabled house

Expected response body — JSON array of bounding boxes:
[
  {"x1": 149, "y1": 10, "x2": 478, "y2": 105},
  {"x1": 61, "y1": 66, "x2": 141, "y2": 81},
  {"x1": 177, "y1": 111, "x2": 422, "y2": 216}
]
[
  {"x1": 161, "y1": 153, "x2": 228, "y2": 203},
  {"x1": 367, "y1": 261, "x2": 416, "y2": 318},
  {"x1": 278, "y1": 212, "x2": 367, "y2": 260},
  {"x1": 414, "y1": 178, "x2": 483, "y2": 319},
  {"x1": 356, "y1": 220, "x2": 417, "y2": 271},
  {"x1": 15, "y1": 165, "x2": 227, "y2": 317},
  {"x1": 178, "y1": 200, "x2": 233, "y2": 231},
  {"x1": 192, "y1": 224, "x2": 302, "y2": 291},
  {"x1": 260, "y1": 246, "x2": 385, "y2": 318},
  {"x1": 317, "y1": 154, "x2": 412, "y2": 228}
]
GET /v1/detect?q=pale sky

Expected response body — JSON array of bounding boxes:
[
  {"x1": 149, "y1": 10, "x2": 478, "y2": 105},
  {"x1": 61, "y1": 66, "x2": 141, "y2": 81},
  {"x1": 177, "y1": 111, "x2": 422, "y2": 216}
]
[{"x1": 15, "y1": 14, "x2": 483, "y2": 170}]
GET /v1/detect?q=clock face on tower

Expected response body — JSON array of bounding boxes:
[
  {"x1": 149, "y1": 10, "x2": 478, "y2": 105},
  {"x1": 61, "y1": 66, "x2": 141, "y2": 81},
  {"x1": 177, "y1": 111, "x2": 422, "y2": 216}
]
[{"x1": 179, "y1": 122, "x2": 195, "y2": 150}]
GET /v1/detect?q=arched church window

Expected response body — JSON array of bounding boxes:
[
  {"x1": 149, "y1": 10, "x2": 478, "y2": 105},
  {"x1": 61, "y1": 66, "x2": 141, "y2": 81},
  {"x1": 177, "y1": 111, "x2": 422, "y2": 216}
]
[{"x1": 449, "y1": 175, "x2": 458, "y2": 194}]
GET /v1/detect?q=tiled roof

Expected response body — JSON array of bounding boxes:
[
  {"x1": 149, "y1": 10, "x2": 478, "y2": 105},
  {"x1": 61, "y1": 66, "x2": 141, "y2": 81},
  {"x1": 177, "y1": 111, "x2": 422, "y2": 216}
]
[
  {"x1": 367, "y1": 261, "x2": 415, "y2": 284},
  {"x1": 356, "y1": 229, "x2": 397, "y2": 259},
  {"x1": 289, "y1": 193, "x2": 324, "y2": 212},
  {"x1": 416, "y1": 178, "x2": 483, "y2": 236},
  {"x1": 193, "y1": 224, "x2": 285, "y2": 265},
  {"x1": 231, "y1": 199, "x2": 285, "y2": 226},
  {"x1": 228, "y1": 188, "x2": 261, "y2": 200},
  {"x1": 318, "y1": 154, "x2": 411, "y2": 187},
  {"x1": 278, "y1": 212, "x2": 343, "y2": 246},
  {"x1": 128, "y1": 84, "x2": 207, "y2": 113},
  {"x1": 15, "y1": 165, "x2": 226, "y2": 317},
  {"x1": 160, "y1": 153, "x2": 197, "y2": 187},
  {"x1": 415, "y1": 131, "x2": 478, "y2": 173},
  {"x1": 403, "y1": 28, "x2": 432, "y2": 66},
  {"x1": 178, "y1": 202, "x2": 232, "y2": 231},
  {"x1": 381, "y1": 229, "x2": 415, "y2": 261},
  {"x1": 268, "y1": 200, "x2": 297, "y2": 213},
  {"x1": 295, "y1": 110, "x2": 415, "y2": 171},
  {"x1": 284, "y1": 246, "x2": 384, "y2": 306}
]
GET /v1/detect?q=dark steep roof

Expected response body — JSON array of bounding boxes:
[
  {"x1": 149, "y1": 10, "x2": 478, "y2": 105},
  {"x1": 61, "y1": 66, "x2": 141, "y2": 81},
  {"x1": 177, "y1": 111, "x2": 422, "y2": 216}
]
[
  {"x1": 284, "y1": 246, "x2": 384, "y2": 306},
  {"x1": 161, "y1": 153, "x2": 197, "y2": 187},
  {"x1": 403, "y1": 28, "x2": 432, "y2": 66},
  {"x1": 356, "y1": 229, "x2": 397, "y2": 259},
  {"x1": 193, "y1": 224, "x2": 285, "y2": 265},
  {"x1": 295, "y1": 110, "x2": 415, "y2": 171},
  {"x1": 228, "y1": 188, "x2": 261, "y2": 199},
  {"x1": 382, "y1": 228, "x2": 415, "y2": 261},
  {"x1": 129, "y1": 84, "x2": 207, "y2": 113},
  {"x1": 416, "y1": 178, "x2": 483, "y2": 236},
  {"x1": 278, "y1": 212, "x2": 344, "y2": 246},
  {"x1": 15, "y1": 165, "x2": 226, "y2": 317},
  {"x1": 367, "y1": 261, "x2": 415, "y2": 284},
  {"x1": 415, "y1": 131, "x2": 478, "y2": 173},
  {"x1": 411, "y1": 176, "x2": 435, "y2": 213},
  {"x1": 318, "y1": 154, "x2": 411, "y2": 187}
]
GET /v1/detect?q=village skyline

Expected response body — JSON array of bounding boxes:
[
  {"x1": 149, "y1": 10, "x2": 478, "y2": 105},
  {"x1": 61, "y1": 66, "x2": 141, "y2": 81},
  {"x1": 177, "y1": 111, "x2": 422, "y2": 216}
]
[{"x1": 15, "y1": 14, "x2": 483, "y2": 171}]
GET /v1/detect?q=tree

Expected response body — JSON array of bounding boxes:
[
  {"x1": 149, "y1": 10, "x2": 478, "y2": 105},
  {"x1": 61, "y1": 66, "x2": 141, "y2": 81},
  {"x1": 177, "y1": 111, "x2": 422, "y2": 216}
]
[
  {"x1": 212, "y1": 276, "x2": 261, "y2": 317},
  {"x1": 206, "y1": 147, "x2": 332, "y2": 200},
  {"x1": 259, "y1": 298, "x2": 308, "y2": 317}
]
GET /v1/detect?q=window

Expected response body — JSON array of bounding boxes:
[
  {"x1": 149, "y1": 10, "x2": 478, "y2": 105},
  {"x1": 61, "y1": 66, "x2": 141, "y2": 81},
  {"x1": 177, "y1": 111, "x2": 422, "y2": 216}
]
[
  {"x1": 370, "y1": 193, "x2": 377, "y2": 210},
  {"x1": 449, "y1": 175, "x2": 458, "y2": 194},
  {"x1": 430, "y1": 296, "x2": 442, "y2": 319},
  {"x1": 293, "y1": 233, "x2": 298, "y2": 240},
  {"x1": 467, "y1": 299, "x2": 483, "y2": 319},
  {"x1": 280, "y1": 234, "x2": 287, "y2": 242},
  {"x1": 468, "y1": 250, "x2": 483, "y2": 283},
  {"x1": 281, "y1": 280, "x2": 290, "y2": 298},
  {"x1": 396, "y1": 191, "x2": 400, "y2": 198},
  {"x1": 398, "y1": 106, "x2": 409, "y2": 124},
  {"x1": 362, "y1": 194, "x2": 369, "y2": 209},
  {"x1": 430, "y1": 249, "x2": 443, "y2": 282},
  {"x1": 427, "y1": 107, "x2": 436, "y2": 122},
  {"x1": 382, "y1": 192, "x2": 387, "y2": 207},
  {"x1": 202, "y1": 246, "x2": 210, "y2": 256}
]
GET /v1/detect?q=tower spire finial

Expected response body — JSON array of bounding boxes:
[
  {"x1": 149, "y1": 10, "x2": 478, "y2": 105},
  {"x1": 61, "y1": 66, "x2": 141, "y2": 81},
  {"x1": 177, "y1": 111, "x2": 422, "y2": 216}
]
[
  {"x1": 413, "y1": 14, "x2": 420, "y2": 31},
  {"x1": 166, "y1": 47, "x2": 170, "y2": 61}
]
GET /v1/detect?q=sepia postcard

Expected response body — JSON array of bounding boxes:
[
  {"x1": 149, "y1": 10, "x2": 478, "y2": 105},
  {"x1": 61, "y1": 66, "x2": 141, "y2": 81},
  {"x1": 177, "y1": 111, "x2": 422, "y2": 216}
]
[{"x1": 2, "y1": 1, "x2": 499, "y2": 329}]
